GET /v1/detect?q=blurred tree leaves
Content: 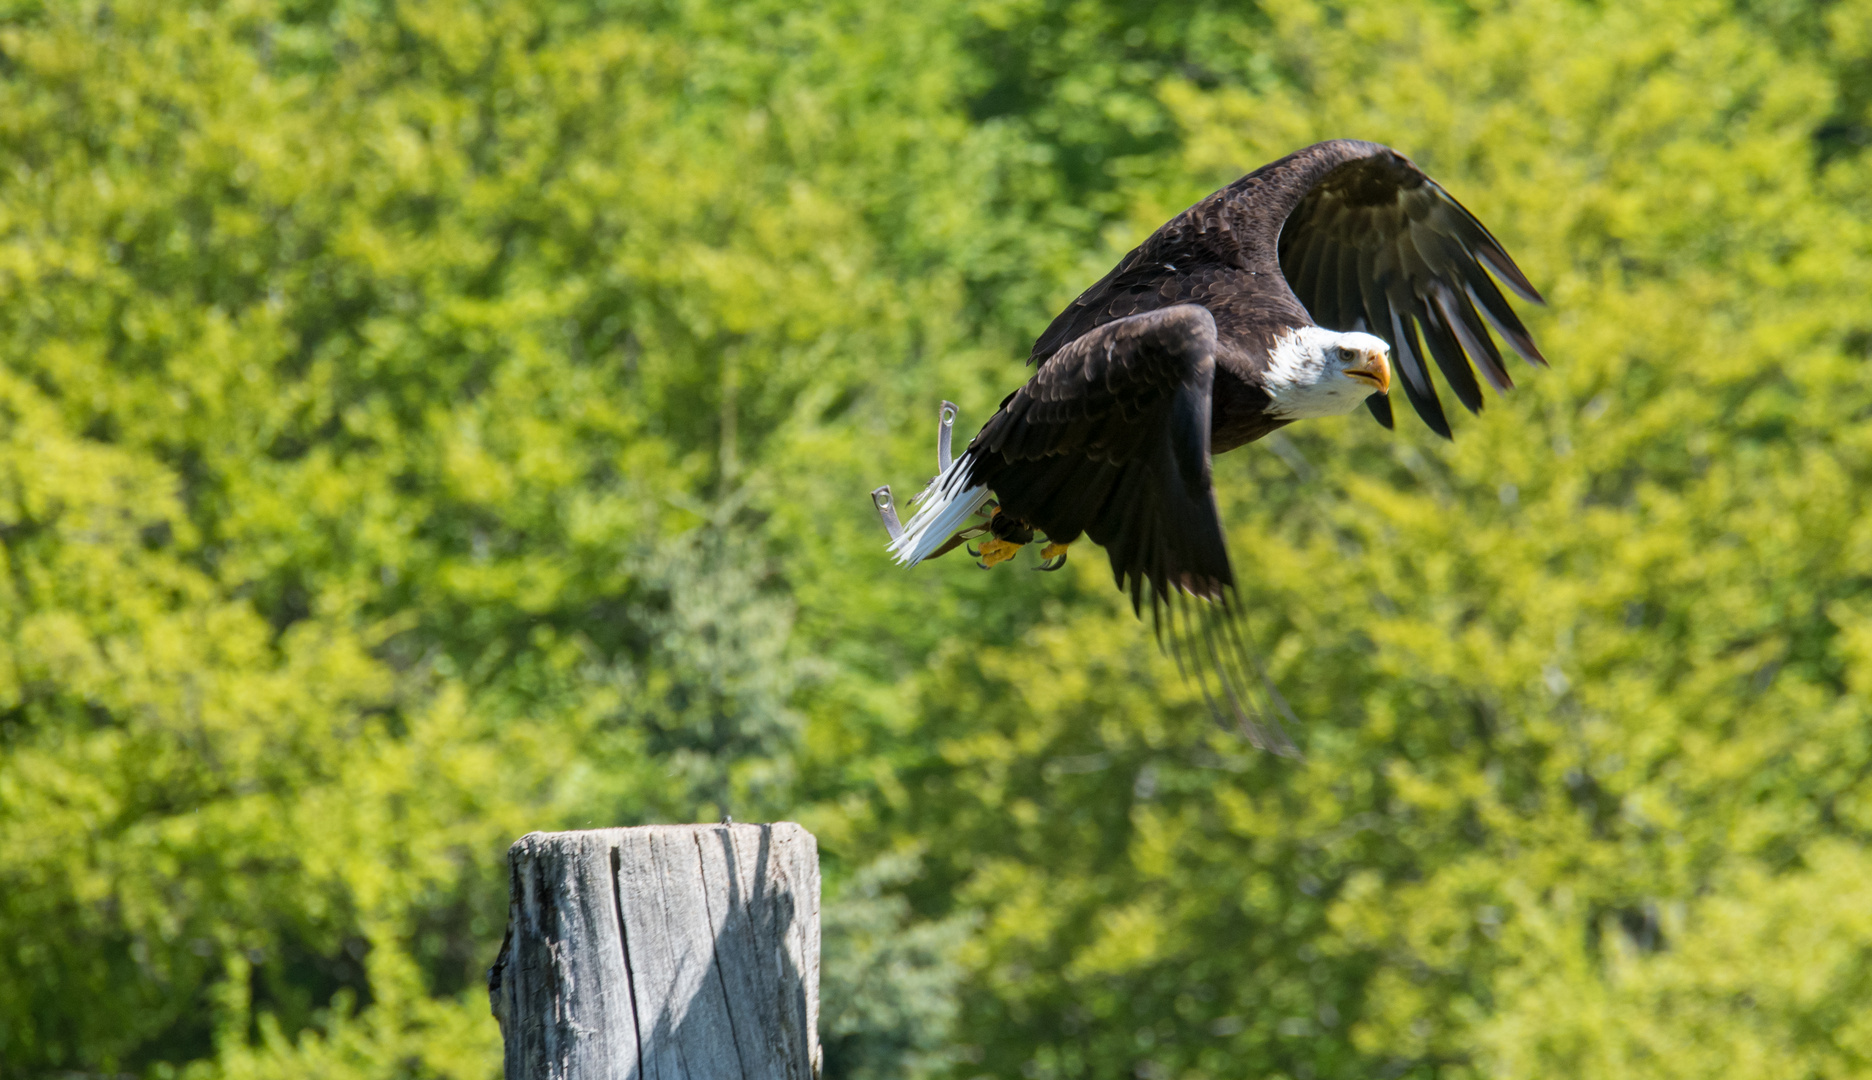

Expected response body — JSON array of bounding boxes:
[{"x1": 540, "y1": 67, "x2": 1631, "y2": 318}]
[
  {"x1": 821, "y1": 851, "x2": 975, "y2": 1080},
  {"x1": 1, "y1": 0, "x2": 1871, "y2": 1078}
]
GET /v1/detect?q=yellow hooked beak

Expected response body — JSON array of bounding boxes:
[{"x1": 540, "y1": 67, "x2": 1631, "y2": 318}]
[{"x1": 1344, "y1": 349, "x2": 1391, "y2": 395}]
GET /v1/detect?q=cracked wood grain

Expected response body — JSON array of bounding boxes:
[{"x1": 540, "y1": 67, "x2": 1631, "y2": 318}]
[{"x1": 489, "y1": 824, "x2": 821, "y2": 1080}]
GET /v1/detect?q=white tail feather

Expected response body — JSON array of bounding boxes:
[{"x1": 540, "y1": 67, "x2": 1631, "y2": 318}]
[{"x1": 887, "y1": 453, "x2": 988, "y2": 566}]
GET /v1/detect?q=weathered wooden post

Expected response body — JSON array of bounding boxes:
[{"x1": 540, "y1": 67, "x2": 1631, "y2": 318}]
[{"x1": 489, "y1": 823, "x2": 821, "y2": 1080}]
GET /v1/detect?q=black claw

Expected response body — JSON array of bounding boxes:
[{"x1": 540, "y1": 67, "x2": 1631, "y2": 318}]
[
  {"x1": 966, "y1": 544, "x2": 981, "y2": 558},
  {"x1": 1034, "y1": 553, "x2": 1068, "y2": 572}
]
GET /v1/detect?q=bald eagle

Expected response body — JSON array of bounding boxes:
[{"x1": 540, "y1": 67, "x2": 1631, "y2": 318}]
[{"x1": 872, "y1": 140, "x2": 1546, "y2": 753}]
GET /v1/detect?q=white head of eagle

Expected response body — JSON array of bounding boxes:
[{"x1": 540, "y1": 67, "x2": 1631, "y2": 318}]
[{"x1": 1263, "y1": 327, "x2": 1393, "y2": 419}]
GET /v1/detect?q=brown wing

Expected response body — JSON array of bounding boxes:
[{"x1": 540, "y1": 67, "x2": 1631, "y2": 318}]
[
  {"x1": 1026, "y1": 142, "x2": 1404, "y2": 371},
  {"x1": 1024, "y1": 246, "x2": 1212, "y2": 370},
  {"x1": 966, "y1": 305, "x2": 1297, "y2": 754},
  {"x1": 1024, "y1": 195, "x2": 1308, "y2": 373},
  {"x1": 1276, "y1": 148, "x2": 1546, "y2": 437},
  {"x1": 971, "y1": 306, "x2": 1225, "y2": 600},
  {"x1": 1027, "y1": 141, "x2": 1545, "y2": 438}
]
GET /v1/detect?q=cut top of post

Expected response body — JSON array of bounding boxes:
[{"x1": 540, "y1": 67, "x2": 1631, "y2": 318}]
[{"x1": 491, "y1": 823, "x2": 821, "y2": 1080}]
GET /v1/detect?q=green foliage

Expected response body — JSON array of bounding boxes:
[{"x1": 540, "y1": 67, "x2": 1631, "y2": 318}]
[
  {"x1": 820, "y1": 851, "x2": 975, "y2": 1080},
  {"x1": 2, "y1": 0, "x2": 1871, "y2": 1078}
]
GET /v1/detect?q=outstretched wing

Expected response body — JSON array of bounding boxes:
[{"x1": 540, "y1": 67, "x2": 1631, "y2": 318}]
[
  {"x1": 966, "y1": 305, "x2": 1297, "y2": 753},
  {"x1": 974, "y1": 305, "x2": 1226, "y2": 601},
  {"x1": 1276, "y1": 147, "x2": 1546, "y2": 437}
]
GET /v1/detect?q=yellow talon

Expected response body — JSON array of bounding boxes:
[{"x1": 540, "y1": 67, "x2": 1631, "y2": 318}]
[
  {"x1": 976, "y1": 539, "x2": 1021, "y2": 568},
  {"x1": 1040, "y1": 542, "x2": 1070, "y2": 560}
]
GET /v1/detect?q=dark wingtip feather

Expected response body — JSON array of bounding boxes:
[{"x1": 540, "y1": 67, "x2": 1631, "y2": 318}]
[
  {"x1": 1477, "y1": 244, "x2": 1546, "y2": 305},
  {"x1": 1400, "y1": 368, "x2": 1453, "y2": 439},
  {"x1": 1386, "y1": 308, "x2": 1454, "y2": 439},
  {"x1": 1403, "y1": 307, "x2": 1482, "y2": 416},
  {"x1": 1467, "y1": 284, "x2": 1557, "y2": 368},
  {"x1": 1465, "y1": 280, "x2": 1549, "y2": 368},
  {"x1": 1421, "y1": 401, "x2": 1455, "y2": 441},
  {"x1": 1162, "y1": 589, "x2": 1302, "y2": 759},
  {"x1": 1422, "y1": 291, "x2": 1511, "y2": 395},
  {"x1": 1436, "y1": 285, "x2": 1513, "y2": 397},
  {"x1": 1366, "y1": 393, "x2": 1395, "y2": 429},
  {"x1": 1443, "y1": 189, "x2": 1544, "y2": 305}
]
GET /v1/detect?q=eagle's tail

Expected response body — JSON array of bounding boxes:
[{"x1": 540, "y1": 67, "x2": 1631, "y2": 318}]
[{"x1": 887, "y1": 452, "x2": 989, "y2": 566}]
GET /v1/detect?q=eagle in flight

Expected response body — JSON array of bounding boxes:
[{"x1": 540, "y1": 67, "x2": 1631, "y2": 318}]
[{"x1": 871, "y1": 140, "x2": 1546, "y2": 754}]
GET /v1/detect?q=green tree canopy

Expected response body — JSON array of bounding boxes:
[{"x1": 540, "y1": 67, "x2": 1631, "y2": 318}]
[{"x1": 1, "y1": 0, "x2": 1870, "y2": 1078}]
